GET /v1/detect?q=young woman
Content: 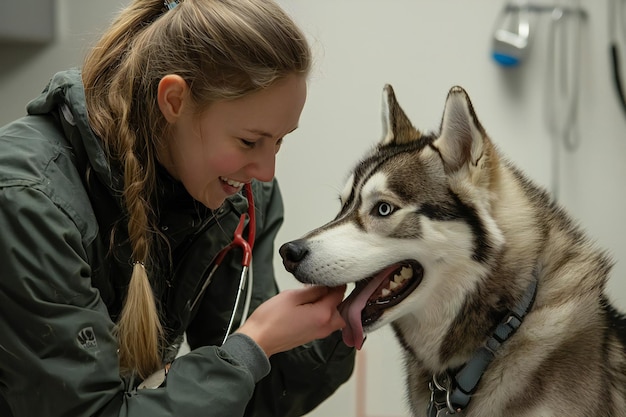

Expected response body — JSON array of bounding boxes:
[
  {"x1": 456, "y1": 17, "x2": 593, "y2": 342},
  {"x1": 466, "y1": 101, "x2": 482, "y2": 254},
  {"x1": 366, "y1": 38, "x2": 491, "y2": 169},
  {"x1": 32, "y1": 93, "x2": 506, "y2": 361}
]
[{"x1": 0, "y1": 0, "x2": 355, "y2": 416}]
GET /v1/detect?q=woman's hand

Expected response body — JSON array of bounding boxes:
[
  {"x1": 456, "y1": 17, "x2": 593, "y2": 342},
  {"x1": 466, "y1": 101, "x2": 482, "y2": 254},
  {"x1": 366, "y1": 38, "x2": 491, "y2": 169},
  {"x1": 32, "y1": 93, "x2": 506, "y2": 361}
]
[{"x1": 236, "y1": 285, "x2": 347, "y2": 357}]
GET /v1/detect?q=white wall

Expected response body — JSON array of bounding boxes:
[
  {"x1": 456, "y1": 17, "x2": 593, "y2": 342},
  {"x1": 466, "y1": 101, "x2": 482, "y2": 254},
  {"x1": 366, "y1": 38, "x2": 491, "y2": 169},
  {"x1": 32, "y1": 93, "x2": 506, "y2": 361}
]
[{"x1": 1, "y1": 1, "x2": 625, "y2": 417}]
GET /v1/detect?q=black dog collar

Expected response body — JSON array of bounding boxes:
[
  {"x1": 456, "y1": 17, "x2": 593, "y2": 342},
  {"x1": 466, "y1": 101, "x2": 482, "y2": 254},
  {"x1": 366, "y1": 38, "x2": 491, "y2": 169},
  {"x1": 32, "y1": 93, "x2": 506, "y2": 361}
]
[{"x1": 428, "y1": 275, "x2": 539, "y2": 416}]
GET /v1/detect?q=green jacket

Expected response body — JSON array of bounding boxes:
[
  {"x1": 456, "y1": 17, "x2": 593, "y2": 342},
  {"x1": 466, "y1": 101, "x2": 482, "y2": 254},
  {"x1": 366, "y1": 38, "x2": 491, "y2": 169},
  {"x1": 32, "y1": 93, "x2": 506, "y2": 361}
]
[{"x1": 0, "y1": 69, "x2": 354, "y2": 417}]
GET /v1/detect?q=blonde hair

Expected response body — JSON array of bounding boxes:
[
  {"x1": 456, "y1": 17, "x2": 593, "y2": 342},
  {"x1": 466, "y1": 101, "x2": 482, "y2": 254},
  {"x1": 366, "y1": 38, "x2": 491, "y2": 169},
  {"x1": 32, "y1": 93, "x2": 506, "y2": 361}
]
[{"x1": 82, "y1": 0, "x2": 310, "y2": 379}]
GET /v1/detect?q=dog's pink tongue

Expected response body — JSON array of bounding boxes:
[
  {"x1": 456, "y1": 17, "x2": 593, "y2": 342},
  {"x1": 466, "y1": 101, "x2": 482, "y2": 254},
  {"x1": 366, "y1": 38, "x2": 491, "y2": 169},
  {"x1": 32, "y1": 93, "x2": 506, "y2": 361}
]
[{"x1": 339, "y1": 269, "x2": 393, "y2": 350}]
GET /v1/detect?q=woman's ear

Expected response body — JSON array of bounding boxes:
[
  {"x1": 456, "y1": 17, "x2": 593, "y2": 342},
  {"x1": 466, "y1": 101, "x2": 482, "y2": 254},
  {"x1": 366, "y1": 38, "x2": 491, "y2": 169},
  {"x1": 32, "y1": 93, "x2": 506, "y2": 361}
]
[{"x1": 157, "y1": 74, "x2": 188, "y2": 123}]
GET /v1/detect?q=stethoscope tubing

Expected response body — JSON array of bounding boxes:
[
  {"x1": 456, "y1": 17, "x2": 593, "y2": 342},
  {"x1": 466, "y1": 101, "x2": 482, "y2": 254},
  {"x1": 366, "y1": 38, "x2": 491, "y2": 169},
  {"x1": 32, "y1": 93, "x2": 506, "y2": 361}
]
[
  {"x1": 220, "y1": 183, "x2": 256, "y2": 344},
  {"x1": 222, "y1": 265, "x2": 250, "y2": 345},
  {"x1": 187, "y1": 183, "x2": 257, "y2": 344}
]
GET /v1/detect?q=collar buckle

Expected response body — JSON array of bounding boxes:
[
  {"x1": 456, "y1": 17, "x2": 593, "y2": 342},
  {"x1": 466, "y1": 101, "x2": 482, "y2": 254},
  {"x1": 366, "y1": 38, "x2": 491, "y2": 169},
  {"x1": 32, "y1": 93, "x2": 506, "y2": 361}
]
[{"x1": 428, "y1": 373, "x2": 464, "y2": 416}]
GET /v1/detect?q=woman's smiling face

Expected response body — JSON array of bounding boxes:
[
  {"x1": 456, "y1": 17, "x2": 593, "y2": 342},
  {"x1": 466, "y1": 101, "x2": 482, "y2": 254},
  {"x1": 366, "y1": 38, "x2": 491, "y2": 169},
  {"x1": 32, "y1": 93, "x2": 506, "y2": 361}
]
[{"x1": 157, "y1": 74, "x2": 307, "y2": 209}]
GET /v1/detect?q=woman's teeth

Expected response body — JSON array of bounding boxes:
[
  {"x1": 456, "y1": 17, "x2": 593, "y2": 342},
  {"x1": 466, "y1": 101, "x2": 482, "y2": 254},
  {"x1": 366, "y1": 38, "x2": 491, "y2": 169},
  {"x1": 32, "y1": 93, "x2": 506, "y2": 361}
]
[{"x1": 220, "y1": 177, "x2": 245, "y2": 189}]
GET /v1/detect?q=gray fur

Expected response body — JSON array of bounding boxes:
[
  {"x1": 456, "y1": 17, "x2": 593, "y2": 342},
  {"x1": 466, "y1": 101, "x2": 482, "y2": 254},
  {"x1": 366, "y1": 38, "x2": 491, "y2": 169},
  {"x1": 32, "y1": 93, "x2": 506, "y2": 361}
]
[{"x1": 280, "y1": 85, "x2": 626, "y2": 417}]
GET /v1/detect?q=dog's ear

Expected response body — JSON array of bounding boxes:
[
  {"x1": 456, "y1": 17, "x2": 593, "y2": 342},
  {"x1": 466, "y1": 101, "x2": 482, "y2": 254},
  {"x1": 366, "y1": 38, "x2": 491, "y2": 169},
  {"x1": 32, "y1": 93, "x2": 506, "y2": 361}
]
[
  {"x1": 436, "y1": 86, "x2": 489, "y2": 174},
  {"x1": 379, "y1": 84, "x2": 421, "y2": 146}
]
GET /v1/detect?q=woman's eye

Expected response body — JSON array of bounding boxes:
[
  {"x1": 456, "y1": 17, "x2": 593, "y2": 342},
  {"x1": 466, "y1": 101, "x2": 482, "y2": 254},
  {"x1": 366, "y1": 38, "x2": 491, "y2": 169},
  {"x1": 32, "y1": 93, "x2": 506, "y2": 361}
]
[
  {"x1": 240, "y1": 139, "x2": 256, "y2": 148},
  {"x1": 373, "y1": 202, "x2": 395, "y2": 217}
]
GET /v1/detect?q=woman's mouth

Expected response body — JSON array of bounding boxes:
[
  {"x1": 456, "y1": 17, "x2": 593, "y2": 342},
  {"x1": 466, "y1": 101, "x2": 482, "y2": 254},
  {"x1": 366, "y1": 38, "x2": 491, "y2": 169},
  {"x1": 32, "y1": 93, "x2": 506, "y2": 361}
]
[{"x1": 219, "y1": 176, "x2": 245, "y2": 192}]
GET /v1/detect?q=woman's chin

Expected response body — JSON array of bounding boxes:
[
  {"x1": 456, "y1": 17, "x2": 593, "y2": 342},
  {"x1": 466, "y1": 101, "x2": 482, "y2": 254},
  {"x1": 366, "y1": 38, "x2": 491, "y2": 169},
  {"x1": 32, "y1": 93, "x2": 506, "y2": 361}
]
[
  {"x1": 196, "y1": 182, "x2": 239, "y2": 210},
  {"x1": 204, "y1": 197, "x2": 225, "y2": 210}
]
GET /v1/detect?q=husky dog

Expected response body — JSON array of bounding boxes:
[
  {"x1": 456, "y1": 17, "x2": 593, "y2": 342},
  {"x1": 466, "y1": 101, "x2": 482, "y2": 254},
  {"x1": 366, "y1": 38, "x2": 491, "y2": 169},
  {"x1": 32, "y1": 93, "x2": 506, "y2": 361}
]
[{"x1": 279, "y1": 85, "x2": 626, "y2": 416}]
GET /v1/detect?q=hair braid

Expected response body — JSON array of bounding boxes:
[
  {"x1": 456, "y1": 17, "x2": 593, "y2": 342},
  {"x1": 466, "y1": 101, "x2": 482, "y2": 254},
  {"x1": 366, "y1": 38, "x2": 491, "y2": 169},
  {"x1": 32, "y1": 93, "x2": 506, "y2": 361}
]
[
  {"x1": 116, "y1": 147, "x2": 164, "y2": 378},
  {"x1": 108, "y1": 53, "x2": 164, "y2": 379}
]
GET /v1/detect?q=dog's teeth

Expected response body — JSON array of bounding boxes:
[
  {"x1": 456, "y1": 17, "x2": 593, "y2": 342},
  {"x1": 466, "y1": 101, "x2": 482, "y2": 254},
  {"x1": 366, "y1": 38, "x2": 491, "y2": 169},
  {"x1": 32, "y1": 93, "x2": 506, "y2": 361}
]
[
  {"x1": 382, "y1": 288, "x2": 391, "y2": 297},
  {"x1": 400, "y1": 266, "x2": 413, "y2": 279},
  {"x1": 389, "y1": 281, "x2": 400, "y2": 290},
  {"x1": 393, "y1": 274, "x2": 405, "y2": 284}
]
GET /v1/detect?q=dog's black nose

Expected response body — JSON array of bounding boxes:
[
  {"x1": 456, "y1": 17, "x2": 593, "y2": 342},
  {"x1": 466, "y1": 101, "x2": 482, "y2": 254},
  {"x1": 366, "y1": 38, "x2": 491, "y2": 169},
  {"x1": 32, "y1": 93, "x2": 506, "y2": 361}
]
[{"x1": 279, "y1": 240, "x2": 309, "y2": 273}]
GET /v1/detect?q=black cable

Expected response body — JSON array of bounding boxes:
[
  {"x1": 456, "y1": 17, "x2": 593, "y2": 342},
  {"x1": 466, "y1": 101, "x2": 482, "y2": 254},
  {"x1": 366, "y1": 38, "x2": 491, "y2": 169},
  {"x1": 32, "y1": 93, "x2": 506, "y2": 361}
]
[
  {"x1": 611, "y1": 45, "x2": 626, "y2": 115},
  {"x1": 610, "y1": 0, "x2": 626, "y2": 116}
]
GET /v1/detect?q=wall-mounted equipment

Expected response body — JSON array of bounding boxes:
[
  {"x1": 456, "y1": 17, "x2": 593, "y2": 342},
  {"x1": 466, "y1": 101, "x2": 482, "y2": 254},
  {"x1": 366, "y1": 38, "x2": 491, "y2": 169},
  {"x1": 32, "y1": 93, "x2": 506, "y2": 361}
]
[
  {"x1": 491, "y1": 2, "x2": 586, "y2": 68},
  {"x1": 491, "y1": 1, "x2": 532, "y2": 67},
  {"x1": 491, "y1": 2, "x2": 587, "y2": 199}
]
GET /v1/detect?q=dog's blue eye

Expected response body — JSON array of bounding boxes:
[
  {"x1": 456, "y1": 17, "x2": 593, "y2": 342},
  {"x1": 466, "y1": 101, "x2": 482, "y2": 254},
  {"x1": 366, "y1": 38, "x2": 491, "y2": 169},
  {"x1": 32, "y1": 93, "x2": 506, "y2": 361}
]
[{"x1": 375, "y1": 202, "x2": 394, "y2": 217}]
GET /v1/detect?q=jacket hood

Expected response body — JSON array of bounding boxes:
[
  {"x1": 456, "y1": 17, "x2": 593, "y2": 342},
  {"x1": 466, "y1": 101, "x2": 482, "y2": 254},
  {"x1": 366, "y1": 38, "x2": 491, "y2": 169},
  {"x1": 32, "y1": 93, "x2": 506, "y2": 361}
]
[{"x1": 26, "y1": 68, "x2": 117, "y2": 193}]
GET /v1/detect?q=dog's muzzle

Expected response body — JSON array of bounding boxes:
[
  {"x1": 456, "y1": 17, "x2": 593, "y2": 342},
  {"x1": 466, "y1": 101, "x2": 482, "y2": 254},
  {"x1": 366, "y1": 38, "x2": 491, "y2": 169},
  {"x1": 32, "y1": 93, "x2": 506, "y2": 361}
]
[{"x1": 280, "y1": 238, "x2": 425, "y2": 350}]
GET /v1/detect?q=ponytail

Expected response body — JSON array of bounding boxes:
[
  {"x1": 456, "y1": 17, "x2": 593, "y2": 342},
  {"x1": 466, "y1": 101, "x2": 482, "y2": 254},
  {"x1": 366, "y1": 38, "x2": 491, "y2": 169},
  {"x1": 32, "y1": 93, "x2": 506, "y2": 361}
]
[{"x1": 116, "y1": 263, "x2": 163, "y2": 378}]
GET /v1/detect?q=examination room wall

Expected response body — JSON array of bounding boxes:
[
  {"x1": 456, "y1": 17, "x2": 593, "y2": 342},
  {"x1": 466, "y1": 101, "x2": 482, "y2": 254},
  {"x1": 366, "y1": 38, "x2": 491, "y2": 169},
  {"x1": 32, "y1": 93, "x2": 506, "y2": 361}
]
[
  {"x1": 1, "y1": 1, "x2": 625, "y2": 417},
  {"x1": 277, "y1": 2, "x2": 626, "y2": 416}
]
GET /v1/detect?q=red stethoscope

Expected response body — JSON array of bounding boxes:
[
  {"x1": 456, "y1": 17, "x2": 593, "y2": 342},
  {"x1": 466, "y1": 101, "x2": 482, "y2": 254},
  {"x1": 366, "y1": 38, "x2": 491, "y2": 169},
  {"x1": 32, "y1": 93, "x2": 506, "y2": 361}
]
[
  {"x1": 190, "y1": 182, "x2": 256, "y2": 345},
  {"x1": 139, "y1": 184, "x2": 257, "y2": 389}
]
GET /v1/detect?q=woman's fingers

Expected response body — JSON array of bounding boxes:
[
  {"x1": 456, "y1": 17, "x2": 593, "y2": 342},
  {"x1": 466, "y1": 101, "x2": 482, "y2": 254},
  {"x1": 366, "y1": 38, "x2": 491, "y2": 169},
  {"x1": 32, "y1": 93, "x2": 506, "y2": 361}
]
[
  {"x1": 237, "y1": 284, "x2": 348, "y2": 357},
  {"x1": 286, "y1": 284, "x2": 346, "y2": 305}
]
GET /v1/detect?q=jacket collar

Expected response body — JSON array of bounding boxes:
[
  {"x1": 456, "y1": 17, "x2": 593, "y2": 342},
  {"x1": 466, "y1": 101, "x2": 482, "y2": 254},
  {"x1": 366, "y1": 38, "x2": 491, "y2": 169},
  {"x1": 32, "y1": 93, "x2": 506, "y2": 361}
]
[{"x1": 27, "y1": 68, "x2": 118, "y2": 196}]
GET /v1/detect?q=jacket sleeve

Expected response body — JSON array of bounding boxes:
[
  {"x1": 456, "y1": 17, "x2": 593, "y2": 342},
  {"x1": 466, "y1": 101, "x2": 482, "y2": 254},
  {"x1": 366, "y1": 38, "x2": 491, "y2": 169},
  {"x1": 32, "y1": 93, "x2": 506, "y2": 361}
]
[
  {"x1": 0, "y1": 185, "x2": 274, "y2": 417},
  {"x1": 248, "y1": 331, "x2": 355, "y2": 417},
  {"x1": 187, "y1": 179, "x2": 355, "y2": 417}
]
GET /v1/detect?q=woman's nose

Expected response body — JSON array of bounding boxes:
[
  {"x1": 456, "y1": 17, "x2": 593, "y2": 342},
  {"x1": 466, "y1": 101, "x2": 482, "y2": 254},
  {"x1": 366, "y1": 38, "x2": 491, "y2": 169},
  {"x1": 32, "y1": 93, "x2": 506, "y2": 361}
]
[{"x1": 246, "y1": 148, "x2": 276, "y2": 182}]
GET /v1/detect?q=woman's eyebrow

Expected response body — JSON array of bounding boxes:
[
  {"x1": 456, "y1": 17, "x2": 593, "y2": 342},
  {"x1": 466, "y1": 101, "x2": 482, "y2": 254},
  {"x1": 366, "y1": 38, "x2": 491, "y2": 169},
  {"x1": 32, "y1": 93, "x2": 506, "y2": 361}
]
[{"x1": 244, "y1": 126, "x2": 298, "y2": 138}]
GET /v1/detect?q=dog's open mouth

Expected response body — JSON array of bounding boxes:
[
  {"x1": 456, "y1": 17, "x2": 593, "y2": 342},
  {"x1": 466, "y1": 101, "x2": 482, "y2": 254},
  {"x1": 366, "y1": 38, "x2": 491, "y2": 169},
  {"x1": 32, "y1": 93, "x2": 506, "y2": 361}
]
[{"x1": 338, "y1": 260, "x2": 423, "y2": 350}]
